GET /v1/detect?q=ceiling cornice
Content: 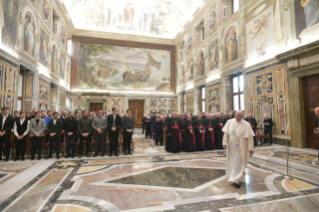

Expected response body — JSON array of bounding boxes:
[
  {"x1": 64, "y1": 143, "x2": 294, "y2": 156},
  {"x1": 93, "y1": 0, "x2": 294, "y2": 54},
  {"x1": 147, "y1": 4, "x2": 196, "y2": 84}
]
[
  {"x1": 72, "y1": 29, "x2": 176, "y2": 46},
  {"x1": 56, "y1": 0, "x2": 76, "y2": 33}
]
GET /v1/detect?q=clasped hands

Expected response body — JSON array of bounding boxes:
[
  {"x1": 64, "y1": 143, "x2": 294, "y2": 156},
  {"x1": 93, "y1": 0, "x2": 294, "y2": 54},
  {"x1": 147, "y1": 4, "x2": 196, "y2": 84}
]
[{"x1": 127, "y1": 129, "x2": 133, "y2": 133}]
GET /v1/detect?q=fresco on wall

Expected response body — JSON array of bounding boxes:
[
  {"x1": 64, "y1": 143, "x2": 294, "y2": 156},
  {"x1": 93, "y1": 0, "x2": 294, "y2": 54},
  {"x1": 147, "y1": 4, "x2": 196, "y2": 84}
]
[
  {"x1": 276, "y1": 69, "x2": 285, "y2": 93},
  {"x1": 28, "y1": 0, "x2": 37, "y2": 8},
  {"x1": 248, "y1": 98, "x2": 254, "y2": 115},
  {"x1": 4, "y1": 67, "x2": 15, "y2": 93},
  {"x1": 4, "y1": 94, "x2": 14, "y2": 113},
  {"x1": 39, "y1": 103, "x2": 48, "y2": 111},
  {"x1": 1, "y1": 0, "x2": 19, "y2": 50},
  {"x1": 158, "y1": 99, "x2": 167, "y2": 109},
  {"x1": 186, "y1": 32, "x2": 193, "y2": 51},
  {"x1": 256, "y1": 73, "x2": 273, "y2": 95},
  {"x1": 51, "y1": 44, "x2": 58, "y2": 76},
  {"x1": 187, "y1": 58, "x2": 194, "y2": 82},
  {"x1": 40, "y1": 28, "x2": 50, "y2": 67},
  {"x1": 245, "y1": 2, "x2": 275, "y2": 66},
  {"x1": 51, "y1": 87, "x2": 57, "y2": 105},
  {"x1": 60, "y1": 53, "x2": 65, "y2": 79},
  {"x1": 209, "y1": 104, "x2": 218, "y2": 113},
  {"x1": 207, "y1": 9, "x2": 217, "y2": 33},
  {"x1": 150, "y1": 99, "x2": 157, "y2": 109},
  {"x1": 60, "y1": 25, "x2": 66, "y2": 45},
  {"x1": 41, "y1": 0, "x2": 50, "y2": 21},
  {"x1": 208, "y1": 88, "x2": 218, "y2": 102},
  {"x1": 24, "y1": 13, "x2": 36, "y2": 57},
  {"x1": 63, "y1": 0, "x2": 204, "y2": 39},
  {"x1": 257, "y1": 97, "x2": 274, "y2": 128},
  {"x1": 278, "y1": 95, "x2": 287, "y2": 133},
  {"x1": 224, "y1": 26, "x2": 238, "y2": 66},
  {"x1": 294, "y1": 0, "x2": 319, "y2": 42},
  {"x1": 197, "y1": 50, "x2": 205, "y2": 76},
  {"x1": 179, "y1": 64, "x2": 185, "y2": 86},
  {"x1": 66, "y1": 60, "x2": 71, "y2": 83},
  {"x1": 60, "y1": 91, "x2": 67, "y2": 109},
  {"x1": 209, "y1": 40, "x2": 219, "y2": 71},
  {"x1": 25, "y1": 74, "x2": 33, "y2": 99},
  {"x1": 39, "y1": 83, "x2": 48, "y2": 101},
  {"x1": 78, "y1": 43, "x2": 171, "y2": 91},
  {"x1": 186, "y1": 93, "x2": 193, "y2": 113}
]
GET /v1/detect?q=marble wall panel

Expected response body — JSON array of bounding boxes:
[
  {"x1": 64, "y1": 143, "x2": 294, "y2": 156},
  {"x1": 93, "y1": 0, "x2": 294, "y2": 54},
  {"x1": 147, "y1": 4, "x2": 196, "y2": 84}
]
[
  {"x1": 25, "y1": 73, "x2": 33, "y2": 99},
  {"x1": 277, "y1": 94, "x2": 287, "y2": 133},
  {"x1": 256, "y1": 72, "x2": 273, "y2": 95},
  {"x1": 186, "y1": 92, "x2": 194, "y2": 113},
  {"x1": 276, "y1": 68, "x2": 285, "y2": 93}
]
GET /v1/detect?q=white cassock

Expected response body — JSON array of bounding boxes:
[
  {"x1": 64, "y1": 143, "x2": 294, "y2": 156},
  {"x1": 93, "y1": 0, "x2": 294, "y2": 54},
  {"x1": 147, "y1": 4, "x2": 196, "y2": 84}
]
[{"x1": 222, "y1": 118, "x2": 255, "y2": 184}]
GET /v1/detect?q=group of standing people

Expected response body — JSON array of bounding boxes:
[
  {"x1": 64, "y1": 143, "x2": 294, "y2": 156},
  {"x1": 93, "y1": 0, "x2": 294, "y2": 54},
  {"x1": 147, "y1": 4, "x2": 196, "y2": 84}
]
[{"x1": 0, "y1": 106, "x2": 135, "y2": 161}]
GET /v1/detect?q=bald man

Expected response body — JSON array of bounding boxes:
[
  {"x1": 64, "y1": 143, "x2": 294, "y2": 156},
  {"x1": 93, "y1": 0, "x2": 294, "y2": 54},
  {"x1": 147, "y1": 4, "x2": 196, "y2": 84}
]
[
  {"x1": 222, "y1": 111, "x2": 255, "y2": 188},
  {"x1": 244, "y1": 113, "x2": 258, "y2": 146}
]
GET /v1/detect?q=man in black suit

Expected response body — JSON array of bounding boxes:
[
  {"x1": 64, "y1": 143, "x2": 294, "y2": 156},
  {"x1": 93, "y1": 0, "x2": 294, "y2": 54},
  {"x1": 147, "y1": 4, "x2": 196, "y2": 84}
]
[
  {"x1": 13, "y1": 111, "x2": 30, "y2": 161},
  {"x1": 263, "y1": 114, "x2": 273, "y2": 145},
  {"x1": 64, "y1": 112, "x2": 78, "y2": 158},
  {"x1": 107, "y1": 107, "x2": 122, "y2": 156},
  {"x1": 46, "y1": 112, "x2": 63, "y2": 159},
  {"x1": 0, "y1": 107, "x2": 15, "y2": 161},
  {"x1": 245, "y1": 112, "x2": 258, "y2": 147}
]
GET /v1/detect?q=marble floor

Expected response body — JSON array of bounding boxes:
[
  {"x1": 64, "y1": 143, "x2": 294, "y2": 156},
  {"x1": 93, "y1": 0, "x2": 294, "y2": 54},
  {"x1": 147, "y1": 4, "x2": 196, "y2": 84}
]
[{"x1": 0, "y1": 131, "x2": 318, "y2": 212}]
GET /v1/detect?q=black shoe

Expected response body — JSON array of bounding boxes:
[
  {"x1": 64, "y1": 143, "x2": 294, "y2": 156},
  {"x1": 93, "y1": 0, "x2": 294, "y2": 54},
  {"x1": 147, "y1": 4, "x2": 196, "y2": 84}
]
[
  {"x1": 78, "y1": 154, "x2": 82, "y2": 158},
  {"x1": 101, "y1": 153, "x2": 104, "y2": 157},
  {"x1": 109, "y1": 154, "x2": 112, "y2": 157},
  {"x1": 37, "y1": 157, "x2": 41, "y2": 160},
  {"x1": 31, "y1": 157, "x2": 35, "y2": 161},
  {"x1": 86, "y1": 154, "x2": 91, "y2": 158},
  {"x1": 234, "y1": 183, "x2": 240, "y2": 188},
  {"x1": 4, "y1": 158, "x2": 9, "y2": 162},
  {"x1": 71, "y1": 154, "x2": 75, "y2": 158},
  {"x1": 115, "y1": 153, "x2": 119, "y2": 156},
  {"x1": 57, "y1": 156, "x2": 60, "y2": 159},
  {"x1": 125, "y1": 151, "x2": 127, "y2": 155},
  {"x1": 128, "y1": 152, "x2": 132, "y2": 155},
  {"x1": 45, "y1": 156, "x2": 52, "y2": 160},
  {"x1": 93, "y1": 153, "x2": 98, "y2": 157},
  {"x1": 14, "y1": 158, "x2": 19, "y2": 161},
  {"x1": 21, "y1": 157, "x2": 25, "y2": 161},
  {"x1": 65, "y1": 155, "x2": 70, "y2": 159}
]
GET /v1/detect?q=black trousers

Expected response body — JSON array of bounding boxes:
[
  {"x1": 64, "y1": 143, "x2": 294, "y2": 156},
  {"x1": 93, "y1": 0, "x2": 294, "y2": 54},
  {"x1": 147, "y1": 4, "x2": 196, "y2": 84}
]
[
  {"x1": 65, "y1": 133, "x2": 76, "y2": 156},
  {"x1": 79, "y1": 133, "x2": 92, "y2": 154},
  {"x1": 49, "y1": 134, "x2": 61, "y2": 157},
  {"x1": 31, "y1": 136, "x2": 44, "y2": 158},
  {"x1": 264, "y1": 128, "x2": 273, "y2": 145},
  {"x1": 145, "y1": 127, "x2": 151, "y2": 139},
  {"x1": 15, "y1": 136, "x2": 27, "y2": 158},
  {"x1": 0, "y1": 134, "x2": 11, "y2": 159},
  {"x1": 109, "y1": 129, "x2": 119, "y2": 154},
  {"x1": 155, "y1": 132, "x2": 163, "y2": 145},
  {"x1": 94, "y1": 131, "x2": 106, "y2": 154},
  {"x1": 123, "y1": 130, "x2": 133, "y2": 153}
]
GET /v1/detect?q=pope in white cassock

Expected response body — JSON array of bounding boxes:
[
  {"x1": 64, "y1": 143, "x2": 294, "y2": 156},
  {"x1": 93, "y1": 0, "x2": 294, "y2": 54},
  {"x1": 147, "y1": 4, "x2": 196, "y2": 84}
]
[{"x1": 222, "y1": 111, "x2": 255, "y2": 188}]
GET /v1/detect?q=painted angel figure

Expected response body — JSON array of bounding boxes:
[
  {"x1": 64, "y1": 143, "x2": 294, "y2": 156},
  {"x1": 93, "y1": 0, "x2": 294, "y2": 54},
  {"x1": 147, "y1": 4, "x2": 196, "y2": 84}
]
[{"x1": 249, "y1": 13, "x2": 271, "y2": 41}]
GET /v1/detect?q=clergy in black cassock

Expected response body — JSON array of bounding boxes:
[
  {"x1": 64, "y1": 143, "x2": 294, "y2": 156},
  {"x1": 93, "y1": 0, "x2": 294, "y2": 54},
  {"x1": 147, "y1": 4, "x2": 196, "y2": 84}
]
[
  {"x1": 194, "y1": 114, "x2": 205, "y2": 151},
  {"x1": 164, "y1": 116, "x2": 171, "y2": 152},
  {"x1": 166, "y1": 113, "x2": 182, "y2": 153},
  {"x1": 204, "y1": 114, "x2": 214, "y2": 150},
  {"x1": 244, "y1": 112, "x2": 258, "y2": 146},
  {"x1": 144, "y1": 117, "x2": 152, "y2": 139},
  {"x1": 182, "y1": 114, "x2": 195, "y2": 152},
  {"x1": 213, "y1": 112, "x2": 224, "y2": 149}
]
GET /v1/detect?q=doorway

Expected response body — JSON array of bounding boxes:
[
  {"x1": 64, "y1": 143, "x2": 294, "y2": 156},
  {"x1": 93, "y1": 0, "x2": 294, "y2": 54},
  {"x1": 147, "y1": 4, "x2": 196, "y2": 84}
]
[
  {"x1": 303, "y1": 74, "x2": 319, "y2": 149},
  {"x1": 129, "y1": 100, "x2": 144, "y2": 128},
  {"x1": 90, "y1": 103, "x2": 103, "y2": 113}
]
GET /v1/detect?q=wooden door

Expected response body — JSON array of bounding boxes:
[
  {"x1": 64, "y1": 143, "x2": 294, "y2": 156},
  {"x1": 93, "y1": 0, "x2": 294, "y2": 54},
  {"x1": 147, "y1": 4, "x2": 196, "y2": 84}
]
[
  {"x1": 90, "y1": 103, "x2": 103, "y2": 112},
  {"x1": 303, "y1": 74, "x2": 319, "y2": 149},
  {"x1": 129, "y1": 100, "x2": 144, "y2": 128}
]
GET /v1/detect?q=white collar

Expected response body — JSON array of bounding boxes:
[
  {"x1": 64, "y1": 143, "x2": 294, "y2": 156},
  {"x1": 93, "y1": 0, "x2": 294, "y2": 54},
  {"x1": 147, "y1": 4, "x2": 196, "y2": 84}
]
[{"x1": 20, "y1": 118, "x2": 25, "y2": 122}]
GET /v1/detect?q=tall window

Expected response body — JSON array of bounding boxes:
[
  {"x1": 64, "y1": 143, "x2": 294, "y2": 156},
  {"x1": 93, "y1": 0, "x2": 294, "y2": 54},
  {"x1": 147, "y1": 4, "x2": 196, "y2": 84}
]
[
  {"x1": 232, "y1": 73, "x2": 244, "y2": 111},
  {"x1": 17, "y1": 73, "x2": 24, "y2": 111},
  {"x1": 233, "y1": 0, "x2": 239, "y2": 13},
  {"x1": 196, "y1": 20, "x2": 205, "y2": 42},
  {"x1": 201, "y1": 86, "x2": 206, "y2": 112},
  {"x1": 52, "y1": 11, "x2": 59, "y2": 34},
  {"x1": 183, "y1": 93, "x2": 186, "y2": 112}
]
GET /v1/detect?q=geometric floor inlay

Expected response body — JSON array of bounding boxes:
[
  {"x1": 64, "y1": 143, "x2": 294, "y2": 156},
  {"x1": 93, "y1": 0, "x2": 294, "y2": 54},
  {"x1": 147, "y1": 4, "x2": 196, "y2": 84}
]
[{"x1": 109, "y1": 167, "x2": 226, "y2": 189}]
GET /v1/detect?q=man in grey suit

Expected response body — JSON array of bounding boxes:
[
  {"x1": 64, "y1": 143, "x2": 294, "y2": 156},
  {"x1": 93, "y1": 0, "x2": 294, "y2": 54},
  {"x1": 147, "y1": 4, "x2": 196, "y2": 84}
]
[
  {"x1": 29, "y1": 111, "x2": 46, "y2": 160},
  {"x1": 92, "y1": 110, "x2": 107, "y2": 157},
  {"x1": 122, "y1": 109, "x2": 135, "y2": 155},
  {"x1": 78, "y1": 110, "x2": 93, "y2": 158}
]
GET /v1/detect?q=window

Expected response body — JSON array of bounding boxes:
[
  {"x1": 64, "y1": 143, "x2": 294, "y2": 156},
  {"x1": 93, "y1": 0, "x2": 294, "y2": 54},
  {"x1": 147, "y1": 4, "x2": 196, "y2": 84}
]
[
  {"x1": 233, "y1": 0, "x2": 239, "y2": 13},
  {"x1": 232, "y1": 73, "x2": 244, "y2": 111},
  {"x1": 17, "y1": 73, "x2": 24, "y2": 111},
  {"x1": 52, "y1": 11, "x2": 59, "y2": 34},
  {"x1": 223, "y1": 0, "x2": 239, "y2": 17},
  {"x1": 179, "y1": 42, "x2": 184, "y2": 58},
  {"x1": 196, "y1": 20, "x2": 205, "y2": 42},
  {"x1": 67, "y1": 37, "x2": 72, "y2": 55},
  {"x1": 201, "y1": 86, "x2": 206, "y2": 112},
  {"x1": 183, "y1": 93, "x2": 186, "y2": 112}
]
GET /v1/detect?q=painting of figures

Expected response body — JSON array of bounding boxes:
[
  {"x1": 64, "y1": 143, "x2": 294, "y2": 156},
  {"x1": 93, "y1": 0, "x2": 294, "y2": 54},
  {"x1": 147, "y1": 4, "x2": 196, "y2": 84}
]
[
  {"x1": 224, "y1": 26, "x2": 238, "y2": 66},
  {"x1": 51, "y1": 45, "x2": 58, "y2": 76},
  {"x1": 24, "y1": 13, "x2": 36, "y2": 58},
  {"x1": 197, "y1": 50, "x2": 205, "y2": 76},
  {"x1": 60, "y1": 25, "x2": 66, "y2": 44},
  {"x1": 40, "y1": 29, "x2": 49, "y2": 67},
  {"x1": 78, "y1": 43, "x2": 171, "y2": 91},
  {"x1": 39, "y1": 83, "x2": 48, "y2": 101},
  {"x1": 60, "y1": 54, "x2": 65, "y2": 79},
  {"x1": 1, "y1": 0, "x2": 19, "y2": 51},
  {"x1": 63, "y1": 0, "x2": 204, "y2": 39},
  {"x1": 209, "y1": 40, "x2": 219, "y2": 71},
  {"x1": 187, "y1": 59, "x2": 194, "y2": 82},
  {"x1": 207, "y1": 9, "x2": 217, "y2": 33},
  {"x1": 42, "y1": 0, "x2": 50, "y2": 21},
  {"x1": 4, "y1": 95, "x2": 14, "y2": 113},
  {"x1": 294, "y1": 0, "x2": 319, "y2": 41},
  {"x1": 179, "y1": 64, "x2": 185, "y2": 85}
]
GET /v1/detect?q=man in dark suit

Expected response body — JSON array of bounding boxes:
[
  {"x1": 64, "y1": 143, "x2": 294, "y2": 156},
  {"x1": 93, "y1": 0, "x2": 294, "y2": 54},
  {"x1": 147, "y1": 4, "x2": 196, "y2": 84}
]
[
  {"x1": 64, "y1": 112, "x2": 78, "y2": 158},
  {"x1": 107, "y1": 107, "x2": 122, "y2": 157},
  {"x1": 122, "y1": 109, "x2": 135, "y2": 155},
  {"x1": 78, "y1": 110, "x2": 93, "y2": 158},
  {"x1": 263, "y1": 114, "x2": 274, "y2": 145},
  {"x1": 245, "y1": 112, "x2": 258, "y2": 147},
  {"x1": 46, "y1": 112, "x2": 63, "y2": 159},
  {"x1": 0, "y1": 107, "x2": 15, "y2": 161},
  {"x1": 13, "y1": 111, "x2": 30, "y2": 161}
]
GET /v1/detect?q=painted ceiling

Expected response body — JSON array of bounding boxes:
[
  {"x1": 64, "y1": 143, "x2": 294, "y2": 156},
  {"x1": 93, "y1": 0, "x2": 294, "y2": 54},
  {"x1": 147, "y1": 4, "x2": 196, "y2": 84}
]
[{"x1": 63, "y1": 0, "x2": 204, "y2": 39}]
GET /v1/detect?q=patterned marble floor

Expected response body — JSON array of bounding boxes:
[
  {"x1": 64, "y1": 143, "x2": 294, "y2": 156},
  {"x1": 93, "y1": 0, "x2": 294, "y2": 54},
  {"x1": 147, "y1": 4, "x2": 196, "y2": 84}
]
[{"x1": 0, "y1": 131, "x2": 318, "y2": 212}]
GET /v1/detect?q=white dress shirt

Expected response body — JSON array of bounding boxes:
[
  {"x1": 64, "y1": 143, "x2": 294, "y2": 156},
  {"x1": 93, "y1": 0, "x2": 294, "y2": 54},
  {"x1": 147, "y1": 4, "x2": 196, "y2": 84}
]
[
  {"x1": 53, "y1": 119, "x2": 57, "y2": 125},
  {"x1": 113, "y1": 115, "x2": 116, "y2": 127},
  {"x1": 14, "y1": 119, "x2": 30, "y2": 137}
]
